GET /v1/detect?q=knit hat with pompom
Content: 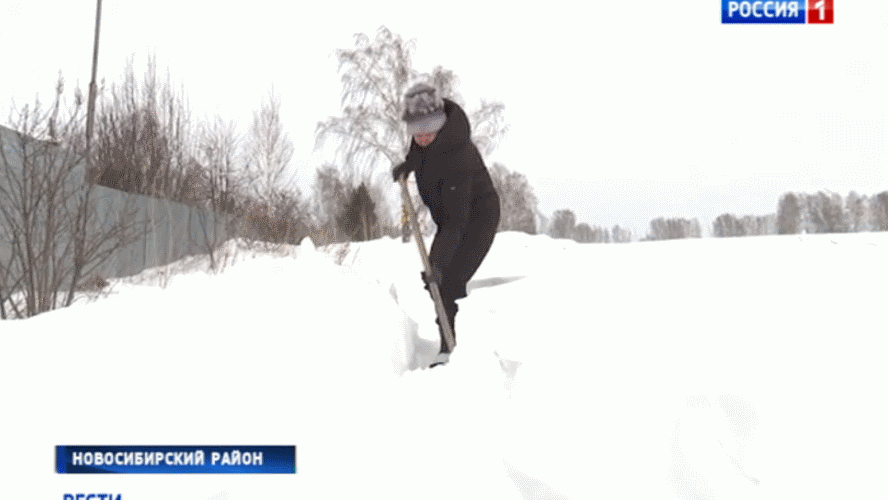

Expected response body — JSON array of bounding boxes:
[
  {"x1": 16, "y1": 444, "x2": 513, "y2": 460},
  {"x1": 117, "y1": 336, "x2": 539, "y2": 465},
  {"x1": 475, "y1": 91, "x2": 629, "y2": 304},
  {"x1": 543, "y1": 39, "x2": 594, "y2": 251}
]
[{"x1": 403, "y1": 83, "x2": 446, "y2": 136}]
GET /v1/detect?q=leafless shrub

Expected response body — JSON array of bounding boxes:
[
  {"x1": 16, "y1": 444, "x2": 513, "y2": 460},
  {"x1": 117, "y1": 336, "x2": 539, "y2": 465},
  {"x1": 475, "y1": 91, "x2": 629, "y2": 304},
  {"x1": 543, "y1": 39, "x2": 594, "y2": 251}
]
[
  {"x1": 76, "y1": 274, "x2": 110, "y2": 292},
  {"x1": 0, "y1": 76, "x2": 142, "y2": 318},
  {"x1": 88, "y1": 54, "x2": 198, "y2": 204},
  {"x1": 235, "y1": 188, "x2": 310, "y2": 252}
]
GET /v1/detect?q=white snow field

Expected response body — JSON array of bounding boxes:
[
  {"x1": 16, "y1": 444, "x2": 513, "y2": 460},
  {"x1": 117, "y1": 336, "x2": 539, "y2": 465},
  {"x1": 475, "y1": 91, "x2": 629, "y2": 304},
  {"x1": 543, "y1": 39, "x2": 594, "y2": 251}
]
[{"x1": 1, "y1": 231, "x2": 886, "y2": 500}]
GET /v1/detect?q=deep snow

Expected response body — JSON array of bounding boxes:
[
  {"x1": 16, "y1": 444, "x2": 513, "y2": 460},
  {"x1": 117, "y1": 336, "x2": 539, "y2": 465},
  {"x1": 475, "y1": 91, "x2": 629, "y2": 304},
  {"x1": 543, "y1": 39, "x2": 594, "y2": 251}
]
[{"x1": 1, "y1": 231, "x2": 887, "y2": 500}]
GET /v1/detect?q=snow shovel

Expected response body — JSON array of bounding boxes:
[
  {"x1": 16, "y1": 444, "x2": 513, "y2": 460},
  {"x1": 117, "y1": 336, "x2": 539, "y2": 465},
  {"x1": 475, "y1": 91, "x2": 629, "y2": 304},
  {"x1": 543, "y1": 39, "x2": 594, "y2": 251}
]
[{"x1": 398, "y1": 175, "x2": 455, "y2": 353}]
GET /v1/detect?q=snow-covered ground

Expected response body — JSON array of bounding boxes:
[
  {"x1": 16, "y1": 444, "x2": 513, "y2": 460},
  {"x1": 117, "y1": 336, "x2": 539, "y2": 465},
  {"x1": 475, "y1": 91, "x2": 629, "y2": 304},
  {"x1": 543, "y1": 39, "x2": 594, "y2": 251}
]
[{"x1": 1, "y1": 231, "x2": 886, "y2": 500}]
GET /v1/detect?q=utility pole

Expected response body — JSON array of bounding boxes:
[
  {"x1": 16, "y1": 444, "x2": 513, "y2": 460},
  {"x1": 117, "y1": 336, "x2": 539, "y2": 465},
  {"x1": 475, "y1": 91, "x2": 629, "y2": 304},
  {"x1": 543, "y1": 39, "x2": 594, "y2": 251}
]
[
  {"x1": 69, "y1": 0, "x2": 103, "y2": 299},
  {"x1": 85, "y1": 0, "x2": 102, "y2": 177}
]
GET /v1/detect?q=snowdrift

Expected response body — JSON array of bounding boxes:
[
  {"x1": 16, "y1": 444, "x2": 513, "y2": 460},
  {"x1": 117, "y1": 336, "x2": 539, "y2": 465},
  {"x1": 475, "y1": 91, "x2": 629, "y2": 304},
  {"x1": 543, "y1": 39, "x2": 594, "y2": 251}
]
[{"x1": 1, "y1": 231, "x2": 886, "y2": 499}]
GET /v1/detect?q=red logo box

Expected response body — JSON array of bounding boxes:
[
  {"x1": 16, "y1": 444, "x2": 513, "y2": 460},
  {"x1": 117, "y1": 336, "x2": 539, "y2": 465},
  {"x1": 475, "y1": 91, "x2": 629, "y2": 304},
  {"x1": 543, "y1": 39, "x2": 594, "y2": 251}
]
[{"x1": 808, "y1": 0, "x2": 834, "y2": 23}]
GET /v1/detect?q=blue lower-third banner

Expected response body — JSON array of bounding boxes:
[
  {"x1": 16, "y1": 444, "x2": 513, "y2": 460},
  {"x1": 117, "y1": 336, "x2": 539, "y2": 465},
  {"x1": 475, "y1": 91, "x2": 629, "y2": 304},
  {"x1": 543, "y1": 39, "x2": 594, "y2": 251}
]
[{"x1": 56, "y1": 446, "x2": 297, "y2": 474}]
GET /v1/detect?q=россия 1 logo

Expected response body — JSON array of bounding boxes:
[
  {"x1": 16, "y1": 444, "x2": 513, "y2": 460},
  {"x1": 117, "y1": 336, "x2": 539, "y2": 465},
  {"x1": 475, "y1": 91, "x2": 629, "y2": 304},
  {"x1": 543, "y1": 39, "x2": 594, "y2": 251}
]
[{"x1": 722, "y1": 0, "x2": 833, "y2": 24}]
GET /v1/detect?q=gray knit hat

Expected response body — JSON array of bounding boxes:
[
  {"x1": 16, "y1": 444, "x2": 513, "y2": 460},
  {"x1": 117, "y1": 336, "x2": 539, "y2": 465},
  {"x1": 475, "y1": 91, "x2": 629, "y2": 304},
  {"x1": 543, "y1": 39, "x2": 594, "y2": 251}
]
[{"x1": 403, "y1": 83, "x2": 446, "y2": 136}]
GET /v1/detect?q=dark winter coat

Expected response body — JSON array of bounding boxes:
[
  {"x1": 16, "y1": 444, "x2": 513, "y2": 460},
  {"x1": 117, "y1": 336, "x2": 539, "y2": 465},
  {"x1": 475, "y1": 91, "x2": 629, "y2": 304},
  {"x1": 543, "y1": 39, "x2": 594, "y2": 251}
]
[{"x1": 403, "y1": 98, "x2": 500, "y2": 300}]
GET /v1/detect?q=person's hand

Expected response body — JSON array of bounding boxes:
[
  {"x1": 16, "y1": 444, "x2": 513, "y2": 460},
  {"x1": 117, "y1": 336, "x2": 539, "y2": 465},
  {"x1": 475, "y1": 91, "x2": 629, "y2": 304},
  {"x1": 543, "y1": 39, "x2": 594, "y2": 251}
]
[
  {"x1": 420, "y1": 266, "x2": 442, "y2": 290},
  {"x1": 392, "y1": 161, "x2": 412, "y2": 182}
]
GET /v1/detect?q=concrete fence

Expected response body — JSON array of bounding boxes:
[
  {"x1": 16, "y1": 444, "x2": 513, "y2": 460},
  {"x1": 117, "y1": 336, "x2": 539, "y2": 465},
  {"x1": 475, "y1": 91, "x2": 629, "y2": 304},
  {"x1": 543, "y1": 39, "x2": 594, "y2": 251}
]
[
  {"x1": 0, "y1": 124, "x2": 237, "y2": 294},
  {"x1": 87, "y1": 185, "x2": 238, "y2": 280}
]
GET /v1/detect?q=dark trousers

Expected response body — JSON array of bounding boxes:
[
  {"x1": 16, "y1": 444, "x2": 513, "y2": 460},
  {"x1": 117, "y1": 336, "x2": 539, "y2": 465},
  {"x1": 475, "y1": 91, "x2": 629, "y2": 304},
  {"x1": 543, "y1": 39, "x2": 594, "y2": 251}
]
[{"x1": 429, "y1": 197, "x2": 500, "y2": 352}]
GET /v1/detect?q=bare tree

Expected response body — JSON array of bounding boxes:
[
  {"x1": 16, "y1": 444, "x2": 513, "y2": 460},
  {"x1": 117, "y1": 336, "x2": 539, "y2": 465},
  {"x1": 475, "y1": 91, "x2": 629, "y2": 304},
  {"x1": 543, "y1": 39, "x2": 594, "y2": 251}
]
[
  {"x1": 573, "y1": 222, "x2": 592, "y2": 243},
  {"x1": 192, "y1": 115, "x2": 245, "y2": 270},
  {"x1": 337, "y1": 182, "x2": 378, "y2": 241},
  {"x1": 713, "y1": 213, "x2": 744, "y2": 238},
  {"x1": 247, "y1": 86, "x2": 294, "y2": 205},
  {"x1": 0, "y1": 77, "x2": 141, "y2": 318},
  {"x1": 312, "y1": 165, "x2": 349, "y2": 244},
  {"x1": 427, "y1": 65, "x2": 465, "y2": 108},
  {"x1": 804, "y1": 190, "x2": 847, "y2": 234},
  {"x1": 777, "y1": 192, "x2": 802, "y2": 234},
  {"x1": 646, "y1": 217, "x2": 701, "y2": 240},
  {"x1": 315, "y1": 26, "x2": 419, "y2": 243},
  {"x1": 873, "y1": 191, "x2": 888, "y2": 231},
  {"x1": 804, "y1": 192, "x2": 824, "y2": 234},
  {"x1": 572, "y1": 222, "x2": 610, "y2": 243},
  {"x1": 233, "y1": 86, "x2": 308, "y2": 249},
  {"x1": 365, "y1": 180, "x2": 400, "y2": 238},
  {"x1": 488, "y1": 162, "x2": 538, "y2": 234},
  {"x1": 469, "y1": 99, "x2": 509, "y2": 159},
  {"x1": 845, "y1": 190, "x2": 869, "y2": 232},
  {"x1": 714, "y1": 213, "x2": 775, "y2": 237},
  {"x1": 611, "y1": 224, "x2": 633, "y2": 243},
  {"x1": 197, "y1": 115, "x2": 243, "y2": 215},
  {"x1": 548, "y1": 209, "x2": 576, "y2": 240},
  {"x1": 596, "y1": 225, "x2": 611, "y2": 243},
  {"x1": 316, "y1": 26, "x2": 415, "y2": 179},
  {"x1": 647, "y1": 218, "x2": 668, "y2": 241},
  {"x1": 425, "y1": 65, "x2": 509, "y2": 159},
  {"x1": 741, "y1": 214, "x2": 776, "y2": 236},
  {"x1": 269, "y1": 189, "x2": 310, "y2": 244}
]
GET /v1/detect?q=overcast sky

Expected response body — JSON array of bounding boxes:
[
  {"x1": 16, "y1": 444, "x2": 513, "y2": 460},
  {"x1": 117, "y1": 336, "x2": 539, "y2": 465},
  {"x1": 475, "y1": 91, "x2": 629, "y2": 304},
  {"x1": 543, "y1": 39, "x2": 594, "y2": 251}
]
[{"x1": 1, "y1": 0, "x2": 886, "y2": 237}]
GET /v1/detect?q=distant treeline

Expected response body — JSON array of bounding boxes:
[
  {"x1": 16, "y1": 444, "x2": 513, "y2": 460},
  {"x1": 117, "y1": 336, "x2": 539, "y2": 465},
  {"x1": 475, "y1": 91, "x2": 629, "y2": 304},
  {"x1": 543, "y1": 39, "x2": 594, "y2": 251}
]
[{"x1": 537, "y1": 190, "x2": 888, "y2": 243}]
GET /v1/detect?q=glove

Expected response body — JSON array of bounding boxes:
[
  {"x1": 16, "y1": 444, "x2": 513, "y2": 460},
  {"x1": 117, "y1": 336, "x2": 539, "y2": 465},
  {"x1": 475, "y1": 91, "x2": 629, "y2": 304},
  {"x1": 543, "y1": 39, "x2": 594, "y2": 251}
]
[
  {"x1": 420, "y1": 266, "x2": 442, "y2": 291},
  {"x1": 392, "y1": 161, "x2": 413, "y2": 182}
]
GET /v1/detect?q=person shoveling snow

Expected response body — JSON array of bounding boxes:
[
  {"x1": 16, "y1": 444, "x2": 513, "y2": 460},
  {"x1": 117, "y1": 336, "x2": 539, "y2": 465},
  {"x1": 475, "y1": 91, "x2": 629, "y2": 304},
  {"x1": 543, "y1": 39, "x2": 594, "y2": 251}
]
[{"x1": 393, "y1": 82, "x2": 500, "y2": 368}]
